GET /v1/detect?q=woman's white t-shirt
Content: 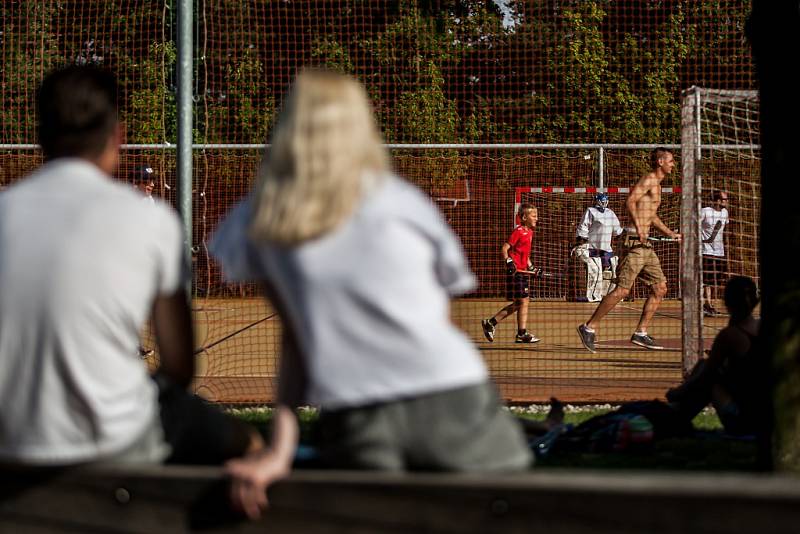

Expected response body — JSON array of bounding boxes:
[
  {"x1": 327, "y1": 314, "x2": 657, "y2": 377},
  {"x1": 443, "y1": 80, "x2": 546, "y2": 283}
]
[{"x1": 211, "y1": 174, "x2": 488, "y2": 409}]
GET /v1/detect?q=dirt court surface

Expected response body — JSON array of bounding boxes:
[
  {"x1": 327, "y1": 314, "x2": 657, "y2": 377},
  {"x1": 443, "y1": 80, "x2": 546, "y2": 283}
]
[{"x1": 142, "y1": 298, "x2": 726, "y2": 405}]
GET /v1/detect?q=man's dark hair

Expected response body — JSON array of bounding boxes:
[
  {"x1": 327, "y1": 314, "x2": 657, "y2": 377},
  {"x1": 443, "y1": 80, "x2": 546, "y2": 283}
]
[
  {"x1": 132, "y1": 165, "x2": 155, "y2": 184},
  {"x1": 36, "y1": 65, "x2": 119, "y2": 160},
  {"x1": 650, "y1": 147, "x2": 673, "y2": 169},
  {"x1": 712, "y1": 190, "x2": 727, "y2": 201}
]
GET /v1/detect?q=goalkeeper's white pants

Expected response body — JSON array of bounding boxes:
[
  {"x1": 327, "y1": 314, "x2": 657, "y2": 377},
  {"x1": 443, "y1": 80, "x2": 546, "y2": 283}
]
[{"x1": 575, "y1": 245, "x2": 618, "y2": 302}]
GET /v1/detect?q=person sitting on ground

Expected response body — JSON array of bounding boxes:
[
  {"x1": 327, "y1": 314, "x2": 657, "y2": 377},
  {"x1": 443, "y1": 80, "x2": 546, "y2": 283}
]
[
  {"x1": 666, "y1": 276, "x2": 761, "y2": 435},
  {"x1": 210, "y1": 69, "x2": 532, "y2": 519},
  {"x1": 559, "y1": 276, "x2": 762, "y2": 449},
  {"x1": 0, "y1": 65, "x2": 262, "y2": 467}
]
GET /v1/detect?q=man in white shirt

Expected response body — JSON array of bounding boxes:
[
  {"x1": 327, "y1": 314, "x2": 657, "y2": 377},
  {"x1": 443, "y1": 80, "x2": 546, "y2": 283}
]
[
  {"x1": 574, "y1": 193, "x2": 624, "y2": 302},
  {"x1": 0, "y1": 65, "x2": 260, "y2": 466},
  {"x1": 700, "y1": 191, "x2": 730, "y2": 316}
]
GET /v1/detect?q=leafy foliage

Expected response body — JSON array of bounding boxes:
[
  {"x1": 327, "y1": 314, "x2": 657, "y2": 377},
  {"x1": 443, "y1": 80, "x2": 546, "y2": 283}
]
[{"x1": 1, "y1": 1, "x2": 753, "y2": 149}]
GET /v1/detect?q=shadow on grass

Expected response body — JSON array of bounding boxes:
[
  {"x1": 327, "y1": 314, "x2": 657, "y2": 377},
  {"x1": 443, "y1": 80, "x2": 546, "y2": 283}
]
[
  {"x1": 230, "y1": 406, "x2": 759, "y2": 472},
  {"x1": 537, "y1": 436, "x2": 758, "y2": 471}
]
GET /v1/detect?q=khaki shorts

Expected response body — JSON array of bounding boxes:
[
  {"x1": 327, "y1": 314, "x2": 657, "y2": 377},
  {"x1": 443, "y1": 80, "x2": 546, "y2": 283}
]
[{"x1": 616, "y1": 244, "x2": 667, "y2": 289}]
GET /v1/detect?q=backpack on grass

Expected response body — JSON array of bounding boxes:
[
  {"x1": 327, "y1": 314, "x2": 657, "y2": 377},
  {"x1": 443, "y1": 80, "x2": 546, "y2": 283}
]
[
  {"x1": 563, "y1": 412, "x2": 654, "y2": 453},
  {"x1": 557, "y1": 400, "x2": 694, "y2": 453}
]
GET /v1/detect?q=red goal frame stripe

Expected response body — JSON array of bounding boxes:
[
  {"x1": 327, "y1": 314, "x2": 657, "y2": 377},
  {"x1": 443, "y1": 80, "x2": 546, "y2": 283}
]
[{"x1": 513, "y1": 186, "x2": 682, "y2": 225}]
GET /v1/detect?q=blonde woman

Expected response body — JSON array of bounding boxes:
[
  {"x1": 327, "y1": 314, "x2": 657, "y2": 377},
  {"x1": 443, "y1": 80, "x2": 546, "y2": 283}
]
[{"x1": 211, "y1": 70, "x2": 530, "y2": 518}]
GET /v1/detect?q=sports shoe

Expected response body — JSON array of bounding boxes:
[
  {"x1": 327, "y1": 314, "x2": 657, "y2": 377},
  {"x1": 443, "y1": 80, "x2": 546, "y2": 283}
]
[
  {"x1": 481, "y1": 319, "x2": 496, "y2": 342},
  {"x1": 577, "y1": 324, "x2": 596, "y2": 353},
  {"x1": 630, "y1": 332, "x2": 663, "y2": 350},
  {"x1": 515, "y1": 331, "x2": 541, "y2": 343},
  {"x1": 139, "y1": 346, "x2": 155, "y2": 358},
  {"x1": 703, "y1": 304, "x2": 719, "y2": 317}
]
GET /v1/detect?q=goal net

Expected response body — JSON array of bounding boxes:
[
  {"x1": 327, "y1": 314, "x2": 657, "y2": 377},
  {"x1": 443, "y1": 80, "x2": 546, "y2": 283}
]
[{"x1": 680, "y1": 87, "x2": 760, "y2": 375}]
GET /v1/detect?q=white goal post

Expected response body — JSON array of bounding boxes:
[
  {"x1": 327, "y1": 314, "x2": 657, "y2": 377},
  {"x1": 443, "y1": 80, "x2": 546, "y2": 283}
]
[{"x1": 680, "y1": 86, "x2": 760, "y2": 376}]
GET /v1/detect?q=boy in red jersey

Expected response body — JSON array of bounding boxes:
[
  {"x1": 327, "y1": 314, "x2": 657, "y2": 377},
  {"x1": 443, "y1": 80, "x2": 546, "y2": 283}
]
[{"x1": 482, "y1": 204, "x2": 541, "y2": 343}]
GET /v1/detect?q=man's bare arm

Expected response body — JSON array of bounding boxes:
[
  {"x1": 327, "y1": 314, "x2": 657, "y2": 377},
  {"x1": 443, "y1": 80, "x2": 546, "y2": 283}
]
[{"x1": 652, "y1": 215, "x2": 680, "y2": 240}]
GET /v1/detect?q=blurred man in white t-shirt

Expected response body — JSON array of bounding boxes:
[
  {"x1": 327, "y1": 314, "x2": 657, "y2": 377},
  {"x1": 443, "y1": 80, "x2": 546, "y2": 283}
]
[{"x1": 0, "y1": 65, "x2": 261, "y2": 467}]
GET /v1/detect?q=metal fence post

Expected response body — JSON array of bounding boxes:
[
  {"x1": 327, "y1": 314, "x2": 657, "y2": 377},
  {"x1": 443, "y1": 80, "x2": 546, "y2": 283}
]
[{"x1": 177, "y1": 0, "x2": 193, "y2": 295}]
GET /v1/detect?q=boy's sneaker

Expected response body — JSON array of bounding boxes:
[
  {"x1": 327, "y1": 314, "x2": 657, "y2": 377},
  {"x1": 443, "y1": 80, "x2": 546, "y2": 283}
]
[
  {"x1": 481, "y1": 319, "x2": 496, "y2": 342},
  {"x1": 515, "y1": 331, "x2": 541, "y2": 343},
  {"x1": 703, "y1": 304, "x2": 719, "y2": 317},
  {"x1": 630, "y1": 332, "x2": 664, "y2": 350},
  {"x1": 576, "y1": 324, "x2": 596, "y2": 353}
]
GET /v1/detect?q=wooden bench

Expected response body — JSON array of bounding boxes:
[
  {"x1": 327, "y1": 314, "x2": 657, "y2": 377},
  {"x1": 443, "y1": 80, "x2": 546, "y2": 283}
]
[{"x1": 2, "y1": 465, "x2": 800, "y2": 532}]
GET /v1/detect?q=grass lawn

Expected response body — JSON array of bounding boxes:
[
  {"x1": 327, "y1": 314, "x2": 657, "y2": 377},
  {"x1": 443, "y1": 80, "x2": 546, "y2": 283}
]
[{"x1": 229, "y1": 405, "x2": 759, "y2": 471}]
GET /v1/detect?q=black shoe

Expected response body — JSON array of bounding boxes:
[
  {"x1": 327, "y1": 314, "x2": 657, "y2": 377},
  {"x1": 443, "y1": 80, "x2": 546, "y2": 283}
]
[
  {"x1": 515, "y1": 331, "x2": 540, "y2": 343},
  {"x1": 630, "y1": 332, "x2": 663, "y2": 350},
  {"x1": 703, "y1": 304, "x2": 719, "y2": 317},
  {"x1": 481, "y1": 319, "x2": 496, "y2": 342},
  {"x1": 139, "y1": 346, "x2": 155, "y2": 358},
  {"x1": 577, "y1": 324, "x2": 596, "y2": 353}
]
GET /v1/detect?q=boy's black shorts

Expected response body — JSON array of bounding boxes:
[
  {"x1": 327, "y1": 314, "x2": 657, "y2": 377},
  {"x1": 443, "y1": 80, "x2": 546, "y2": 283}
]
[{"x1": 505, "y1": 272, "x2": 530, "y2": 301}]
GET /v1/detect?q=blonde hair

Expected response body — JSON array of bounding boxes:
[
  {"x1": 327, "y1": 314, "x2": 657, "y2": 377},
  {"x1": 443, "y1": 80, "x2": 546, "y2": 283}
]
[
  {"x1": 250, "y1": 70, "x2": 390, "y2": 245},
  {"x1": 518, "y1": 203, "x2": 537, "y2": 218}
]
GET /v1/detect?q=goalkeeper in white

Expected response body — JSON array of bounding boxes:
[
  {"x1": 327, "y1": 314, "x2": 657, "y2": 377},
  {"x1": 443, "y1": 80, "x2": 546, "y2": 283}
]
[{"x1": 573, "y1": 193, "x2": 624, "y2": 302}]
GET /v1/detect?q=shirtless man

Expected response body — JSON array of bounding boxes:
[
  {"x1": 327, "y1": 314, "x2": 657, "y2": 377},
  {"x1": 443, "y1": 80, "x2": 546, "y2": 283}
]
[{"x1": 577, "y1": 147, "x2": 681, "y2": 352}]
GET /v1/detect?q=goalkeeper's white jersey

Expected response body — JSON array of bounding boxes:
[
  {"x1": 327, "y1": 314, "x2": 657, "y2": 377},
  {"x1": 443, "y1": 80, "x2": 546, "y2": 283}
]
[{"x1": 576, "y1": 206, "x2": 624, "y2": 252}]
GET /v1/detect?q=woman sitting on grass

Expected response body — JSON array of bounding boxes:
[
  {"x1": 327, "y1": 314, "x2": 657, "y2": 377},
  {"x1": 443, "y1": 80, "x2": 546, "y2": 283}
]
[
  {"x1": 667, "y1": 276, "x2": 763, "y2": 436},
  {"x1": 210, "y1": 70, "x2": 531, "y2": 519}
]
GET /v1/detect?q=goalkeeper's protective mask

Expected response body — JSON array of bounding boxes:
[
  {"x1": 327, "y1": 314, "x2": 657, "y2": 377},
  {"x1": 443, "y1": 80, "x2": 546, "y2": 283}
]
[{"x1": 595, "y1": 193, "x2": 609, "y2": 212}]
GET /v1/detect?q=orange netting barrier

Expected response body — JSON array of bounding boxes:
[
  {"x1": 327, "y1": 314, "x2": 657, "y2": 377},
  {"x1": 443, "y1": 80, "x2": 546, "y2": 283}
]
[{"x1": 0, "y1": 1, "x2": 757, "y2": 403}]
